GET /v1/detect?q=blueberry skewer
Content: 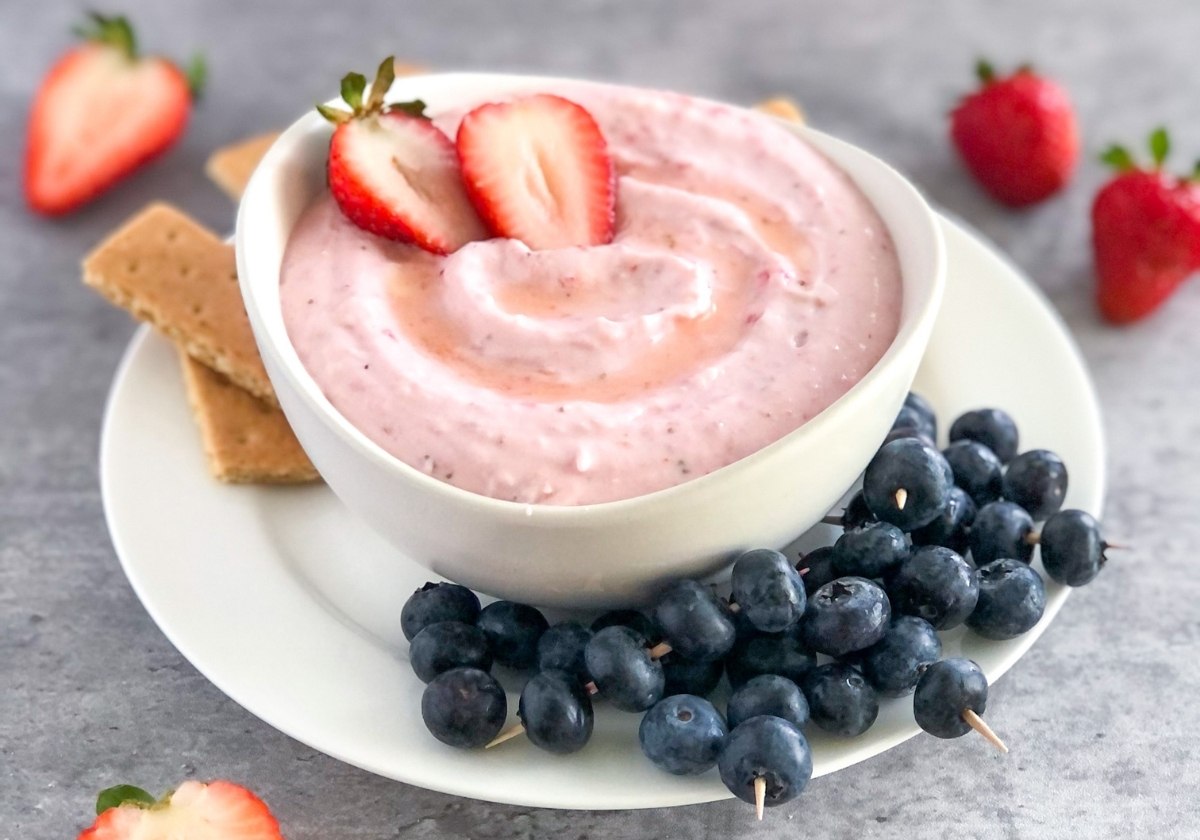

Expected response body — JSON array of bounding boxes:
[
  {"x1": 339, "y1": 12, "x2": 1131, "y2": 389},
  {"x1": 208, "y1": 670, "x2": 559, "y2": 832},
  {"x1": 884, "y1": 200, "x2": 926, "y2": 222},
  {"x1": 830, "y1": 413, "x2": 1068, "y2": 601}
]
[{"x1": 913, "y1": 658, "x2": 1008, "y2": 753}]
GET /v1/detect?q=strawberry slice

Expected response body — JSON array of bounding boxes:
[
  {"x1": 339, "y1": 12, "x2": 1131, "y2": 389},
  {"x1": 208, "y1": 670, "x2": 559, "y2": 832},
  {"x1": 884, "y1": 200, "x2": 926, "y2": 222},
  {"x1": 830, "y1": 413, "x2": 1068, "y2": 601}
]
[
  {"x1": 24, "y1": 13, "x2": 202, "y2": 216},
  {"x1": 319, "y1": 57, "x2": 487, "y2": 254},
  {"x1": 457, "y1": 94, "x2": 616, "y2": 250},
  {"x1": 78, "y1": 781, "x2": 283, "y2": 840}
]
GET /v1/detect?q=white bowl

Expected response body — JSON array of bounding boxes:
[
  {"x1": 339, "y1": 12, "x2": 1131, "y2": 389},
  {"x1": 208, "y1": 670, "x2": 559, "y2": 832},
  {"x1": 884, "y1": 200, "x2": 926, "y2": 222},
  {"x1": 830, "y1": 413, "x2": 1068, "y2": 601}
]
[{"x1": 236, "y1": 72, "x2": 946, "y2": 609}]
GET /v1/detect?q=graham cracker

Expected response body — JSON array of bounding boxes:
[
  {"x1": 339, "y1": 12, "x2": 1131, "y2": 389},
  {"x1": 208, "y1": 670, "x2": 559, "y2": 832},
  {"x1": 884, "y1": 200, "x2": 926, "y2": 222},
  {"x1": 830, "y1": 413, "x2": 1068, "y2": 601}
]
[
  {"x1": 755, "y1": 96, "x2": 806, "y2": 124},
  {"x1": 180, "y1": 353, "x2": 319, "y2": 484},
  {"x1": 205, "y1": 132, "x2": 281, "y2": 201},
  {"x1": 82, "y1": 202, "x2": 277, "y2": 405},
  {"x1": 204, "y1": 61, "x2": 427, "y2": 201}
]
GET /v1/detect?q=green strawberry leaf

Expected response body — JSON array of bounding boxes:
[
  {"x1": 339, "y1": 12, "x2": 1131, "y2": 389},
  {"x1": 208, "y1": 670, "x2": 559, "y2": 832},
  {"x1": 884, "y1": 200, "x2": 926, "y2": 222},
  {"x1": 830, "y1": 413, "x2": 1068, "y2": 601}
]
[
  {"x1": 365, "y1": 55, "x2": 396, "y2": 113},
  {"x1": 340, "y1": 72, "x2": 367, "y2": 112},
  {"x1": 1099, "y1": 145, "x2": 1135, "y2": 172},
  {"x1": 186, "y1": 53, "x2": 207, "y2": 100},
  {"x1": 96, "y1": 785, "x2": 155, "y2": 815},
  {"x1": 974, "y1": 59, "x2": 995, "y2": 84},
  {"x1": 1149, "y1": 126, "x2": 1170, "y2": 167},
  {"x1": 390, "y1": 99, "x2": 429, "y2": 119},
  {"x1": 74, "y1": 12, "x2": 138, "y2": 59},
  {"x1": 1192, "y1": 159, "x2": 1200, "y2": 181},
  {"x1": 315, "y1": 103, "x2": 352, "y2": 124}
]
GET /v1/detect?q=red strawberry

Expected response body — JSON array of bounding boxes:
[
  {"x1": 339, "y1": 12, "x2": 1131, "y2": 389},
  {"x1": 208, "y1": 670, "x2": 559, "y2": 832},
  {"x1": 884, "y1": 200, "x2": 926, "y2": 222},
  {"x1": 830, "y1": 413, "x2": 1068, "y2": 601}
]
[
  {"x1": 318, "y1": 57, "x2": 487, "y2": 254},
  {"x1": 457, "y1": 94, "x2": 616, "y2": 249},
  {"x1": 78, "y1": 781, "x2": 283, "y2": 840},
  {"x1": 25, "y1": 13, "x2": 202, "y2": 216},
  {"x1": 1092, "y1": 128, "x2": 1200, "y2": 324},
  {"x1": 950, "y1": 60, "x2": 1079, "y2": 207}
]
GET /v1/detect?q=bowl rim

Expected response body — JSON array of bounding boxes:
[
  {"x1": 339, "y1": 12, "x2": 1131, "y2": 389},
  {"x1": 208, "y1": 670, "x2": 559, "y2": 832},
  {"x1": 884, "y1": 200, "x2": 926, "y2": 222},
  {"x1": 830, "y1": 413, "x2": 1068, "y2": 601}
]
[{"x1": 236, "y1": 71, "x2": 947, "y2": 523}]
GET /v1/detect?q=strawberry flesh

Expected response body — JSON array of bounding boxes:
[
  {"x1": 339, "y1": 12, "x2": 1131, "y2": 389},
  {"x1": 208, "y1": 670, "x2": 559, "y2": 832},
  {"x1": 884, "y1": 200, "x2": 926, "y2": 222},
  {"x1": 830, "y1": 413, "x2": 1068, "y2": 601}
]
[
  {"x1": 25, "y1": 43, "x2": 191, "y2": 215},
  {"x1": 457, "y1": 94, "x2": 616, "y2": 250},
  {"x1": 328, "y1": 111, "x2": 488, "y2": 254}
]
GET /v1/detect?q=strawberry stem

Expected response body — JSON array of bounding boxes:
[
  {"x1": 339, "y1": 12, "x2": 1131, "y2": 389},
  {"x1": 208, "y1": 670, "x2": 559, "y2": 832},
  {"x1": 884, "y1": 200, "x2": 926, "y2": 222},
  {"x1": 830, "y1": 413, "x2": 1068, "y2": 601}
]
[
  {"x1": 340, "y1": 72, "x2": 367, "y2": 113},
  {"x1": 974, "y1": 58, "x2": 995, "y2": 84},
  {"x1": 96, "y1": 785, "x2": 156, "y2": 814},
  {"x1": 74, "y1": 11, "x2": 137, "y2": 59},
  {"x1": 1149, "y1": 126, "x2": 1171, "y2": 168}
]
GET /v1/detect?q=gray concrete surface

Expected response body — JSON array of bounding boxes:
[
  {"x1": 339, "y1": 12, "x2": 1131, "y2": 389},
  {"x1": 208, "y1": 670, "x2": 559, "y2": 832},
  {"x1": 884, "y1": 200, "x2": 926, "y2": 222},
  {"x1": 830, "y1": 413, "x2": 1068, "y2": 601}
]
[{"x1": 3, "y1": 0, "x2": 1198, "y2": 836}]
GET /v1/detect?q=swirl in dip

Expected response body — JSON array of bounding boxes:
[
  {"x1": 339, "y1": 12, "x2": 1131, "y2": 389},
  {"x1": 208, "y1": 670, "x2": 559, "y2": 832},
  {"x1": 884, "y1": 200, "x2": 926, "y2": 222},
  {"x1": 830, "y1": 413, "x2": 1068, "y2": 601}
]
[{"x1": 280, "y1": 82, "x2": 903, "y2": 505}]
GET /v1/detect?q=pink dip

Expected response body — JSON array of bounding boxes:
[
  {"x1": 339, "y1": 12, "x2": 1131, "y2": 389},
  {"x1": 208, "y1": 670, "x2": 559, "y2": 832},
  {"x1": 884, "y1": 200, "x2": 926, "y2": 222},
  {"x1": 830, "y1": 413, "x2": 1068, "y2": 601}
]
[{"x1": 280, "y1": 82, "x2": 903, "y2": 505}]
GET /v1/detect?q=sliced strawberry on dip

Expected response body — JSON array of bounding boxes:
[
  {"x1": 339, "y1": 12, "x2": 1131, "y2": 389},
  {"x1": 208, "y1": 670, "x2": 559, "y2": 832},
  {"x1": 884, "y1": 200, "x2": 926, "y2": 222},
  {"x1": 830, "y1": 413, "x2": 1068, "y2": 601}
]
[
  {"x1": 457, "y1": 93, "x2": 617, "y2": 249},
  {"x1": 78, "y1": 781, "x2": 283, "y2": 840},
  {"x1": 318, "y1": 56, "x2": 488, "y2": 254},
  {"x1": 24, "y1": 13, "x2": 203, "y2": 216}
]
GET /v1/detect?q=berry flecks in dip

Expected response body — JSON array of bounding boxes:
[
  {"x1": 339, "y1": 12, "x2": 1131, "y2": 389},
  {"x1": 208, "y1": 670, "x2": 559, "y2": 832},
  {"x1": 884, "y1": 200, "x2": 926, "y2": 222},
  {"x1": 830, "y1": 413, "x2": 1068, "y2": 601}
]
[{"x1": 281, "y1": 81, "x2": 903, "y2": 505}]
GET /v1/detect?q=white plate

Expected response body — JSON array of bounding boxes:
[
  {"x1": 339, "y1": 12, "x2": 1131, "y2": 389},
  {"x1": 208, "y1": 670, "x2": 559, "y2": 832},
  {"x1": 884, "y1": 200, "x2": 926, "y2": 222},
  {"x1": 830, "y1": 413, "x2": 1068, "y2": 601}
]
[{"x1": 100, "y1": 215, "x2": 1105, "y2": 810}]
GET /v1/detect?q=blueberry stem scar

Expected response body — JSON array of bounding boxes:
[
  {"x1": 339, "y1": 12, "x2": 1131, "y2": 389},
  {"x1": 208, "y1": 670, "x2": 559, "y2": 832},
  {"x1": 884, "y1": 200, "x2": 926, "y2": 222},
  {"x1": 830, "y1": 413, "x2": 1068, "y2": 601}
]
[
  {"x1": 962, "y1": 709, "x2": 1008, "y2": 753},
  {"x1": 754, "y1": 776, "x2": 766, "y2": 820},
  {"x1": 485, "y1": 722, "x2": 527, "y2": 749},
  {"x1": 894, "y1": 488, "x2": 908, "y2": 510}
]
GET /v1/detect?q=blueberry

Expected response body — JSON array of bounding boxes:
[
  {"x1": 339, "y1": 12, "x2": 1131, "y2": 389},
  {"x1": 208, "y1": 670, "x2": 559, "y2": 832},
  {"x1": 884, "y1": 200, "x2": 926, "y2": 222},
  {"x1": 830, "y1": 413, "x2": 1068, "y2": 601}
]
[
  {"x1": 661, "y1": 652, "x2": 725, "y2": 697},
  {"x1": 863, "y1": 438, "x2": 952, "y2": 531},
  {"x1": 856, "y1": 616, "x2": 942, "y2": 697},
  {"x1": 970, "y1": 501, "x2": 1035, "y2": 565},
  {"x1": 893, "y1": 403, "x2": 936, "y2": 444},
  {"x1": 1003, "y1": 450, "x2": 1068, "y2": 520},
  {"x1": 584, "y1": 626, "x2": 664, "y2": 712},
  {"x1": 590, "y1": 609, "x2": 663, "y2": 645},
  {"x1": 798, "y1": 546, "x2": 839, "y2": 596},
  {"x1": 518, "y1": 669, "x2": 594, "y2": 754},
  {"x1": 833, "y1": 522, "x2": 910, "y2": 579},
  {"x1": 802, "y1": 576, "x2": 891, "y2": 657},
  {"x1": 409, "y1": 621, "x2": 492, "y2": 684},
  {"x1": 901, "y1": 391, "x2": 939, "y2": 441},
  {"x1": 913, "y1": 658, "x2": 988, "y2": 739},
  {"x1": 802, "y1": 663, "x2": 879, "y2": 737},
  {"x1": 943, "y1": 440, "x2": 1004, "y2": 506},
  {"x1": 967, "y1": 559, "x2": 1046, "y2": 639},
  {"x1": 536, "y1": 622, "x2": 593, "y2": 684},
  {"x1": 718, "y1": 716, "x2": 813, "y2": 809},
  {"x1": 653, "y1": 579, "x2": 737, "y2": 662},
  {"x1": 910, "y1": 486, "x2": 976, "y2": 555},
  {"x1": 639, "y1": 695, "x2": 728, "y2": 775},
  {"x1": 726, "y1": 628, "x2": 816, "y2": 688},
  {"x1": 728, "y1": 674, "x2": 810, "y2": 730},
  {"x1": 887, "y1": 546, "x2": 978, "y2": 630},
  {"x1": 476, "y1": 601, "x2": 549, "y2": 670},
  {"x1": 731, "y1": 549, "x2": 807, "y2": 633},
  {"x1": 401, "y1": 582, "x2": 481, "y2": 641},
  {"x1": 882, "y1": 425, "x2": 938, "y2": 449},
  {"x1": 420, "y1": 667, "x2": 507, "y2": 749},
  {"x1": 949, "y1": 408, "x2": 1019, "y2": 464},
  {"x1": 839, "y1": 489, "x2": 878, "y2": 530},
  {"x1": 1039, "y1": 509, "x2": 1107, "y2": 586}
]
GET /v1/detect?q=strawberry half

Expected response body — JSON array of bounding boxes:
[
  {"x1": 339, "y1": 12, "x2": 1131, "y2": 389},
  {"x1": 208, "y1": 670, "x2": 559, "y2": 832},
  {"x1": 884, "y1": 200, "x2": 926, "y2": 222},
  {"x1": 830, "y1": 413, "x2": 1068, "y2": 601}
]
[
  {"x1": 78, "y1": 781, "x2": 283, "y2": 840},
  {"x1": 318, "y1": 57, "x2": 487, "y2": 254},
  {"x1": 457, "y1": 94, "x2": 616, "y2": 250},
  {"x1": 24, "y1": 13, "x2": 202, "y2": 216},
  {"x1": 1092, "y1": 128, "x2": 1200, "y2": 324}
]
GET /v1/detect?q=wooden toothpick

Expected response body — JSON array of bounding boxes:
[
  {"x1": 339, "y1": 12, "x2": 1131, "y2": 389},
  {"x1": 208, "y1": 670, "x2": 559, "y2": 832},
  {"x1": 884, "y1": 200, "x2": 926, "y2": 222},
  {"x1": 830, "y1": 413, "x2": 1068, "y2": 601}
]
[
  {"x1": 895, "y1": 488, "x2": 908, "y2": 510},
  {"x1": 753, "y1": 776, "x2": 766, "y2": 821},
  {"x1": 962, "y1": 708, "x2": 1008, "y2": 753}
]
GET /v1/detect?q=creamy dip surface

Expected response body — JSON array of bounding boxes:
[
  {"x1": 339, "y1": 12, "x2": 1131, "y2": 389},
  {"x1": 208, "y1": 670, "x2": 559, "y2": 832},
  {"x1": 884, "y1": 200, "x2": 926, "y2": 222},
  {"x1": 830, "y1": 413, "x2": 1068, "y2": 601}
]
[{"x1": 280, "y1": 81, "x2": 903, "y2": 505}]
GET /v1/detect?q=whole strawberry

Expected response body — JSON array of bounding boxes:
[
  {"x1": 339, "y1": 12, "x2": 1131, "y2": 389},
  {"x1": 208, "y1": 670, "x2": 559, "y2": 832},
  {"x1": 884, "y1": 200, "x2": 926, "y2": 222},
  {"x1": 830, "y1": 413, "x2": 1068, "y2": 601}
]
[
  {"x1": 1092, "y1": 128, "x2": 1200, "y2": 324},
  {"x1": 950, "y1": 60, "x2": 1079, "y2": 207}
]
